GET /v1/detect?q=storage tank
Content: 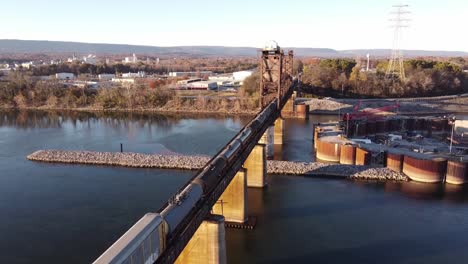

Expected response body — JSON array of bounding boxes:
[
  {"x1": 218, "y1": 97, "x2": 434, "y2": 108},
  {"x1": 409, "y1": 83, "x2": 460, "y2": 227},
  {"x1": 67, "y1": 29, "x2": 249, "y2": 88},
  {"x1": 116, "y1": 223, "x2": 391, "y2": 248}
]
[
  {"x1": 445, "y1": 159, "x2": 468, "y2": 185},
  {"x1": 402, "y1": 154, "x2": 447, "y2": 183},
  {"x1": 386, "y1": 149, "x2": 404, "y2": 172},
  {"x1": 355, "y1": 147, "x2": 371, "y2": 165},
  {"x1": 316, "y1": 138, "x2": 341, "y2": 162},
  {"x1": 295, "y1": 103, "x2": 309, "y2": 119},
  {"x1": 340, "y1": 144, "x2": 356, "y2": 165}
]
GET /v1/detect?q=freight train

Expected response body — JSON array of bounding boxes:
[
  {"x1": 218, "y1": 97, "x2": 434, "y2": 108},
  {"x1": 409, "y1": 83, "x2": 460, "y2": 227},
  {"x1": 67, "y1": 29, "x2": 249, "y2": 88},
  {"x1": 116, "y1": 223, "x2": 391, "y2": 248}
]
[{"x1": 93, "y1": 101, "x2": 278, "y2": 264}]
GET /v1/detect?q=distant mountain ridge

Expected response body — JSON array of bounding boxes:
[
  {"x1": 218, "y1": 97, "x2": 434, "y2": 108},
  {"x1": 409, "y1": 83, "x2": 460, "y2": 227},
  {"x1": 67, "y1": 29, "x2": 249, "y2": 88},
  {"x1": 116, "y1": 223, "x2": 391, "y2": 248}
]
[{"x1": 0, "y1": 39, "x2": 467, "y2": 58}]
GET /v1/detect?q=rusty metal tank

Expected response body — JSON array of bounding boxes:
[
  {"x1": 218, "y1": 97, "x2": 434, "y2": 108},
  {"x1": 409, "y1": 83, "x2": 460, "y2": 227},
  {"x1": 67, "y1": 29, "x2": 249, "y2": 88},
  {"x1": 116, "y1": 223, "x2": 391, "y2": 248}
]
[
  {"x1": 445, "y1": 159, "x2": 468, "y2": 185},
  {"x1": 316, "y1": 138, "x2": 341, "y2": 162},
  {"x1": 295, "y1": 103, "x2": 309, "y2": 119},
  {"x1": 386, "y1": 149, "x2": 405, "y2": 173},
  {"x1": 355, "y1": 147, "x2": 371, "y2": 165},
  {"x1": 402, "y1": 154, "x2": 447, "y2": 183},
  {"x1": 340, "y1": 144, "x2": 356, "y2": 165}
]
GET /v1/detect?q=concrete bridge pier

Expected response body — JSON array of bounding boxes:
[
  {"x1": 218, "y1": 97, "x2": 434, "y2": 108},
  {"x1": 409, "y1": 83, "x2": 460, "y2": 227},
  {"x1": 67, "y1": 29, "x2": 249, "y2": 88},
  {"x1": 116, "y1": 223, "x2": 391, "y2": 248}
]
[
  {"x1": 243, "y1": 144, "x2": 267, "y2": 188},
  {"x1": 175, "y1": 214, "x2": 227, "y2": 264},
  {"x1": 274, "y1": 118, "x2": 284, "y2": 145},
  {"x1": 259, "y1": 126, "x2": 274, "y2": 159},
  {"x1": 212, "y1": 169, "x2": 248, "y2": 223}
]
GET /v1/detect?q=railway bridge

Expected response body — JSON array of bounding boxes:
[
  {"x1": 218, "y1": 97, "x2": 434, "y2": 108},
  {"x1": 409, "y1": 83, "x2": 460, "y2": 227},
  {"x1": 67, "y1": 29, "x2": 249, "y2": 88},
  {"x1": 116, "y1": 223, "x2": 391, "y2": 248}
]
[{"x1": 94, "y1": 43, "x2": 303, "y2": 264}]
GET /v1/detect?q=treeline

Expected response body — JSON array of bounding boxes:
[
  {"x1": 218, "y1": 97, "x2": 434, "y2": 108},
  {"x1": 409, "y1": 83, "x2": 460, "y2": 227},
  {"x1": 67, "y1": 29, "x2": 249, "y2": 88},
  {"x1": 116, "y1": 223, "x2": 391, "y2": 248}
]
[
  {"x1": 301, "y1": 58, "x2": 468, "y2": 98},
  {"x1": 0, "y1": 72, "x2": 259, "y2": 113},
  {"x1": 25, "y1": 57, "x2": 257, "y2": 76}
]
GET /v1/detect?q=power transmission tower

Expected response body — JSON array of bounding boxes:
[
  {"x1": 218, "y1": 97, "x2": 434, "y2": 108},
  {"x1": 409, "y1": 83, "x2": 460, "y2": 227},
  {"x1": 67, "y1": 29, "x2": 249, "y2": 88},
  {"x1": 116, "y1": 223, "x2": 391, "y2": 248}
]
[{"x1": 386, "y1": 4, "x2": 410, "y2": 81}]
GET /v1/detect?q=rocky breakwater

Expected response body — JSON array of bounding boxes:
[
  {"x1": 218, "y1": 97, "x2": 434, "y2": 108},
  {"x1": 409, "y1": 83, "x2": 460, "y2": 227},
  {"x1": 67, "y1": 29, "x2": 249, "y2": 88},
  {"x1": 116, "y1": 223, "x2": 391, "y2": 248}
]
[
  {"x1": 27, "y1": 150, "x2": 211, "y2": 170},
  {"x1": 27, "y1": 150, "x2": 409, "y2": 181}
]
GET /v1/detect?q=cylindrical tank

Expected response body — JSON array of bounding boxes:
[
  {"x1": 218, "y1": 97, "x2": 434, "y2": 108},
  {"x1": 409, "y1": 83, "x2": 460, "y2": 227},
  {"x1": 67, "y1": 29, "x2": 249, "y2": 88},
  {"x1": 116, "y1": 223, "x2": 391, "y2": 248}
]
[
  {"x1": 375, "y1": 119, "x2": 387, "y2": 134},
  {"x1": 445, "y1": 159, "x2": 468, "y2": 185},
  {"x1": 316, "y1": 139, "x2": 341, "y2": 162},
  {"x1": 295, "y1": 104, "x2": 309, "y2": 119},
  {"x1": 366, "y1": 121, "x2": 376, "y2": 136},
  {"x1": 386, "y1": 150, "x2": 404, "y2": 172},
  {"x1": 403, "y1": 154, "x2": 447, "y2": 183},
  {"x1": 340, "y1": 144, "x2": 356, "y2": 165},
  {"x1": 355, "y1": 121, "x2": 367, "y2": 137},
  {"x1": 355, "y1": 147, "x2": 371, "y2": 165},
  {"x1": 313, "y1": 126, "x2": 320, "y2": 149}
]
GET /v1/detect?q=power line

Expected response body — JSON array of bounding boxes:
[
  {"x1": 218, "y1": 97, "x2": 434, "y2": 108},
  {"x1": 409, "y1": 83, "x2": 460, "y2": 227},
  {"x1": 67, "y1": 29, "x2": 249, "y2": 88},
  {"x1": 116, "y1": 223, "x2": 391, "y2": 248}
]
[{"x1": 386, "y1": 4, "x2": 411, "y2": 81}]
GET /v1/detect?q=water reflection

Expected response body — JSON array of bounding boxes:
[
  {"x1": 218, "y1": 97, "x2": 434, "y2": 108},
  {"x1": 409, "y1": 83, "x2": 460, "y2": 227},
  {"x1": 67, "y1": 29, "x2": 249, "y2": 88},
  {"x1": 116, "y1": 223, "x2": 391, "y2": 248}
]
[
  {"x1": 0, "y1": 110, "x2": 251, "y2": 131},
  {"x1": 361, "y1": 180, "x2": 468, "y2": 203}
]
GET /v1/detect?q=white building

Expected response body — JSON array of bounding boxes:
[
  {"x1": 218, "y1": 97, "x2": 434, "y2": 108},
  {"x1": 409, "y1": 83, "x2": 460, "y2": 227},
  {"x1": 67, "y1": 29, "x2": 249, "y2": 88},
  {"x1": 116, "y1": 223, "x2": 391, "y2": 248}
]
[
  {"x1": 21, "y1": 61, "x2": 34, "y2": 69},
  {"x1": 112, "y1": 78, "x2": 135, "y2": 84},
  {"x1": 169, "y1": 71, "x2": 213, "y2": 77},
  {"x1": 67, "y1": 54, "x2": 79, "y2": 63},
  {"x1": 233, "y1": 70, "x2": 253, "y2": 82},
  {"x1": 83, "y1": 54, "x2": 97, "y2": 65},
  {"x1": 55, "y1": 72, "x2": 75, "y2": 80},
  {"x1": 187, "y1": 81, "x2": 218, "y2": 90},
  {"x1": 122, "y1": 71, "x2": 145, "y2": 78},
  {"x1": 98, "y1": 74, "x2": 116, "y2": 80},
  {"x1": 123, "y1": 54, "x2": 138, "y2": 64}
]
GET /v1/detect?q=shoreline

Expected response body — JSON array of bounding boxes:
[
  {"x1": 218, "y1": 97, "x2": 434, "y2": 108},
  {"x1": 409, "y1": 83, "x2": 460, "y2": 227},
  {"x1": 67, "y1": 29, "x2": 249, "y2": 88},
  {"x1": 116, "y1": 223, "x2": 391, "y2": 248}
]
[{"x1": 0, "y1": 106, "x2": 259, "y2": 117}]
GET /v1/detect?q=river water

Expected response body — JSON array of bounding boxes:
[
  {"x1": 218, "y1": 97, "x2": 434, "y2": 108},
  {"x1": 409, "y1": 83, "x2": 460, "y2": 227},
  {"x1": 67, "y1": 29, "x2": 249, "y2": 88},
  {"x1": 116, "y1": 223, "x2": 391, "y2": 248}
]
[{"x1": 1, "y1": 110, "x2": 468, "y2": 264}]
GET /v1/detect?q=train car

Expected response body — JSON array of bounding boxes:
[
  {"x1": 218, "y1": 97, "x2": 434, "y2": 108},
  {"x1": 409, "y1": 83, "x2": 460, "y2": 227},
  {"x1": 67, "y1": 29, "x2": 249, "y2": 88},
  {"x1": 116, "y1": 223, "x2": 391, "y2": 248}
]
[
  {"x1": 160, "y1": 183, "x2": 203, "y2": 234},
  {"x1": 238, "y1": 127, "x2": 253, "y2": 146},
  {"x1": 193, "y1": 157, "x2": 227, "y2": 194},
  {"x1": 93, "y1": 213, "x2": 167, "y2": 264},
  {"x1": 220, "y1": 139, "x2": 242, "y2": 163}
]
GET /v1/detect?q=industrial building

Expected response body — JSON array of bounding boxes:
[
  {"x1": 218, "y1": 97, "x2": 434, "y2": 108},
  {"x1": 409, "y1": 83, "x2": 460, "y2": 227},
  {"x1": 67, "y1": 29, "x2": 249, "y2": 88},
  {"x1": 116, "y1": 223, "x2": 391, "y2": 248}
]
[
  {"x1": 123, "y1": 54, "x2": 138, "y2": 64},
  {"x1": 186, "y1": 81, "x2": 218, "y2": 90},
  {"x1": 83, "y1": 54, "x2": 97, "y2": 65},
  {"x1": 122, "y1": 71, "x2": 145, "y2": 78},
  {"x1": 169, "y1": 71, "x2": 213, "y2": 77},
  {"x1": 233, "y1": 70, "x2": 253, "y2": 82},
  {"x1": 98, "y1": 74, "x2": 115, "y2": 80},
  {"x1": 55, "y1": 72, "x2": 75, "y2": 80}
]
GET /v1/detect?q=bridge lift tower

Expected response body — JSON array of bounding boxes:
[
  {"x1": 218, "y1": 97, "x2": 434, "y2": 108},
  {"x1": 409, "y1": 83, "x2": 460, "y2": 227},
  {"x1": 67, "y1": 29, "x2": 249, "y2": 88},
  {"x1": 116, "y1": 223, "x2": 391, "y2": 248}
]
[{"x1": 260, "y1": 41, "x2": 294, "y2": 109}]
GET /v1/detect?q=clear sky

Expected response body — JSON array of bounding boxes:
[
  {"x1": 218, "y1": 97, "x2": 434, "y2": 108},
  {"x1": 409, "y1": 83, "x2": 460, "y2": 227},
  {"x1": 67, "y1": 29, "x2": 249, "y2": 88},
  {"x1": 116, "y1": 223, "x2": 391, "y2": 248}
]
[{"x1": 1, "y1": 0, "x2": 467, "y2": 51}]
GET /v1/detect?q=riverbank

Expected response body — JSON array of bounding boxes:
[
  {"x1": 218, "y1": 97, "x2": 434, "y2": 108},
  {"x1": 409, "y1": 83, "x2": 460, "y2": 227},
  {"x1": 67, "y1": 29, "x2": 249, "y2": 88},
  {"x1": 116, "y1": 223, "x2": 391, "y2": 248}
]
[
  {"x1": 0, "y1": 105, "x2": 259, "y2": 116},
  {"x1": 27, "y1": 150, "x2": 408, "y2": 181}
]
